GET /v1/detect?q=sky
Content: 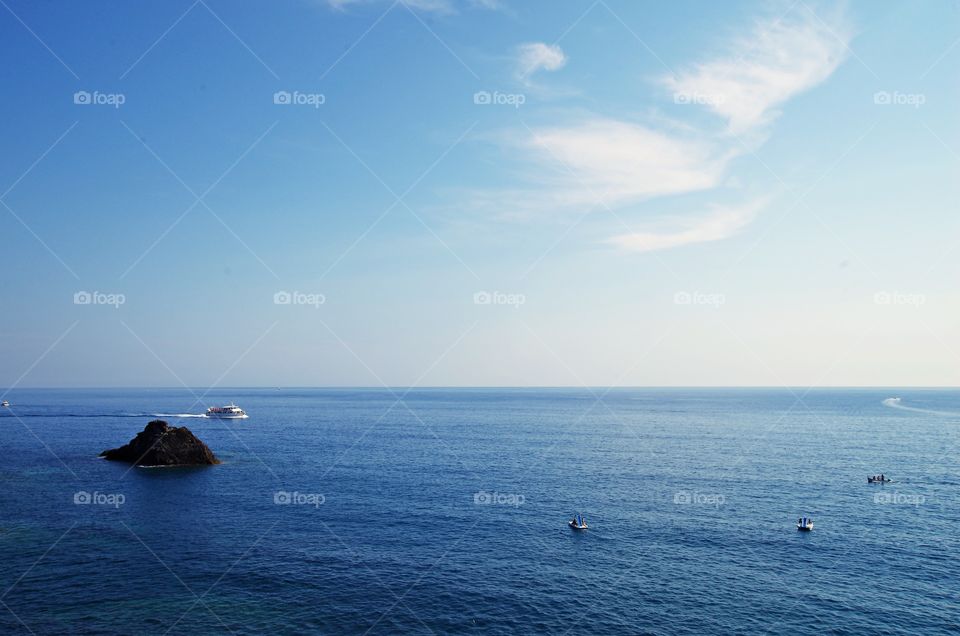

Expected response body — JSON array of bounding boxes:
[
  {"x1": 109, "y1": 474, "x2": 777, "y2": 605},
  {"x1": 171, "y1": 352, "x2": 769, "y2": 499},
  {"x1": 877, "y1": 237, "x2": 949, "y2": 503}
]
[{"x1": 0, "y1": 0, "x2": 958, "y2": 388}]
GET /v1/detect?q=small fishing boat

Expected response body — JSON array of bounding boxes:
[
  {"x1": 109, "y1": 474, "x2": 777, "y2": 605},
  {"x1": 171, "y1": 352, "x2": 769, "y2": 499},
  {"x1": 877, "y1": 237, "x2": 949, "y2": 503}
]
[
  {"x1": 867, "y1": 475, "x2": 891, "y2": 483},
  {"x1": 1, "y1": 400, "x2": 8, "y2": 407},
  {"x1": 569, "y1": 513, "x2": 588, "y2": 530},
  {"x1": 797, "y1": 517, "x2": 814, "y2": 531}
]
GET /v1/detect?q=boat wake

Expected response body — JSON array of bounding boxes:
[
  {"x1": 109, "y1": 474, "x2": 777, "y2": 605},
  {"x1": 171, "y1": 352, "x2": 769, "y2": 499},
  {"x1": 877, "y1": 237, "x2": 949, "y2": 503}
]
[
  {"x1": 0, "y1": 411, "x2": 212, "y2": 419},
  {"x1": 0, "y1": 412, "x2": 175, "y2": 418},
  {"x1": 152, "y1": 413, "x2": 208, "y2": 419},
  {"x1": 882, "y1": 397, "x2": 960, "y2": 417}
]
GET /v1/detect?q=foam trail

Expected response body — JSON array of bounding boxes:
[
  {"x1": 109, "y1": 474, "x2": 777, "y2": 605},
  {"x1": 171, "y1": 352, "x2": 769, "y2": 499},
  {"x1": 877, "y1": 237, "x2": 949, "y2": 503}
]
[
  {"x1": 152, "y1": 413, "x2": 208, "y2": 418},
  {"x1": 882, "y1": 397, "x2": 960, "y2": 417},
  {"x1": 0, "y1": 413, "x2": 156, "y2": 418}
]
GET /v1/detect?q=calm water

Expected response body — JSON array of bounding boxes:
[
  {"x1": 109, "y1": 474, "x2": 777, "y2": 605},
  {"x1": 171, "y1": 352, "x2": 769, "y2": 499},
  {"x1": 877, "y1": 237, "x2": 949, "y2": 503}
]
[{"x1": 0, "y1": 388, "x2": 958, "y2": 634}]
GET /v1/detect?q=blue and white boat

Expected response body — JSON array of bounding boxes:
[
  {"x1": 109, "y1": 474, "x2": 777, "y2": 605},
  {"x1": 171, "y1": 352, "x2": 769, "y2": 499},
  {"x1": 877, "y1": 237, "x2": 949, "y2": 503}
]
[
  {"x1": 797, "y1": 517, "x2": 813, "y2": 531},
  {"x1": 569, "y1": 513, "x2": 588, "y2": 530},
  {"x1": 206, "y1": 403, "x2": 247, "y2": 419}
]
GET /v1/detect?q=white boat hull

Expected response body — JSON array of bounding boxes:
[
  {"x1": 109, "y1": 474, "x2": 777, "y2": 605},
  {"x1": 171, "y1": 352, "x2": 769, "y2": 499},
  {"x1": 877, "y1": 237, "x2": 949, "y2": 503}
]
[{"x1": 206, "y1": 403, "x2": 247, "y2": 419}]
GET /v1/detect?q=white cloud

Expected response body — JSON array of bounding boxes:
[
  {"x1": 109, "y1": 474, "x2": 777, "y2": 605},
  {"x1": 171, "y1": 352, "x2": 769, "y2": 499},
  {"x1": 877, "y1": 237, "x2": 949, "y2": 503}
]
[
  {"x1": 522, "y1": 119, "x2": 727, "y2": 205},
  {"x1": 327, "y1": 0, "x2": 453, "y2": 12},
  {"x1": 515, "y1": 42, "x2": 567, "y2": 82},
  {"x1": 457, "y1": 119, "x2": 732, "y2": 223},
  {"x1": 460, "y1": 7, "x2": 849, "y2": 252},
  {"x1": 606, "y1": 199, "x2": 766, "y2": 252},
  {"x1": 326, "y1": 0, "x2": 501, "y2": 12},
  {"x1": 663, "y1": 8, "x2": 850, "y2": 134}
]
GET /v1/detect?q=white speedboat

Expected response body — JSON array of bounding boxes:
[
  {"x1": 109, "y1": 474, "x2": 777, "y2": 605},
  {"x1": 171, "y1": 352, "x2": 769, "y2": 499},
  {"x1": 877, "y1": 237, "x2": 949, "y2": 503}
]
[
  {"x1": 206, "y1": 404, "x2": 247, "y2": 419},
  {"x1": 797, "y1": 517, "x2": 814, "y2": 531},
  {"x1": 569, "y1": 513, "x2": 588, "y2": 530},
  {"x1": 1, "y1": 400, "x2": 8, "y2": 407}
]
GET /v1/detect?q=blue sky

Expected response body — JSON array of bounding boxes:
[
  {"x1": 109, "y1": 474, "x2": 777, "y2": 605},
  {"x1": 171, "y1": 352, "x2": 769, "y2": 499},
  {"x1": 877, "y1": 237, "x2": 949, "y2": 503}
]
[{"x1": 1, "y1": 0, "x2": 957, "y2": 387}]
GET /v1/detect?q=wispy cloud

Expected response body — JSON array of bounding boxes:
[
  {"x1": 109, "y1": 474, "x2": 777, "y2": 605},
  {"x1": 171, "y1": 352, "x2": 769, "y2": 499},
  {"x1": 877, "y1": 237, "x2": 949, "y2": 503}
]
[
  {"x1": 663, "y1": 7, "x2": 850, "y2": 135},
  {"x1": 328, "y1": 0, "x2": 444, "y2": 10},
  {"x1": 326, "y1": 0, "x2": 500, "y2": 12},
  {"x1": 606, "y1": 198, "x2": 766, "y2": 252},
  {"x1": 460, "y1": 118, "x2": 734, "y2": 222},
  {"x1": 522, "y1": 118, "x2": 728, "y2": 205},
  {"x1": 463, "y1": 6, "x2": 850, "y2": 251},
  {"x1": 458, "y1": 119, "x2": 732, "y2": 222},
  {"x1": 515, "y1": 42, "x2": 567, "y2": 83}
]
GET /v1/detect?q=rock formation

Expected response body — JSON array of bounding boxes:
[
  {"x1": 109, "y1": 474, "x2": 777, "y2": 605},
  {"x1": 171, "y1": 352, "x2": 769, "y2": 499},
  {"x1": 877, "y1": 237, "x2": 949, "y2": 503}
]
[{"x1": 100, "y1": 420, "x2": 219, "y2": 466}]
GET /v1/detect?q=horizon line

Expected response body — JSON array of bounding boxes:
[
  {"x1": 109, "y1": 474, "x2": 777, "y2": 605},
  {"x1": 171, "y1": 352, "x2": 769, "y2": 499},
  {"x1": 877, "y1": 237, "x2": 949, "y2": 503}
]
[{"x1": 3, "y1": 385, "x2": 955, "y2": 391}]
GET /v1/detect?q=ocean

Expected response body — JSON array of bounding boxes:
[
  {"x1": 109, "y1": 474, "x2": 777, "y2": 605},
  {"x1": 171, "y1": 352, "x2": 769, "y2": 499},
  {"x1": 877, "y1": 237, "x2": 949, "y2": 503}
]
[{"x1": 0, "y1": 388, "x2": 958, "y2": 634}]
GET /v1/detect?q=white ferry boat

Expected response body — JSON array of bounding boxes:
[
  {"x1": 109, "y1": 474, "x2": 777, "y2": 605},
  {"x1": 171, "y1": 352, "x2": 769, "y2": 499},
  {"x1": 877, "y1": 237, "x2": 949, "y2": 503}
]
[{"x1": 206, "y1": 404, "x2": 247, "y2": 419}]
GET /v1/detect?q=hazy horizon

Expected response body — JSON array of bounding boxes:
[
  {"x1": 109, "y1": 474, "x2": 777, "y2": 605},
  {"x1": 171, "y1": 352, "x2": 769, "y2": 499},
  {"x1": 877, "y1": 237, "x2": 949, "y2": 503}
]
[{"x1": 4, "y1": 385, "x2": 952, "y2": 391}]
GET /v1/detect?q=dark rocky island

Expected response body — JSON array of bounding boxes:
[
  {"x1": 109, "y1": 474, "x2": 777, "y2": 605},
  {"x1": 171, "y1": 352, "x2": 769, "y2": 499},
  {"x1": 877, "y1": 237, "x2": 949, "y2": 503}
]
[{"x1": 100, "y1": 420, "x2": 219, "y2": 466}]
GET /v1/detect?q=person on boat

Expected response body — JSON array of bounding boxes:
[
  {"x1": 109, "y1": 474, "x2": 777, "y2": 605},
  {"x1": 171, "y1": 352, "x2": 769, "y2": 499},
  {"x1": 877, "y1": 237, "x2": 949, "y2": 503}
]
[{"x1": 881, "y1": 474, "x2": 885, "y2": 481}]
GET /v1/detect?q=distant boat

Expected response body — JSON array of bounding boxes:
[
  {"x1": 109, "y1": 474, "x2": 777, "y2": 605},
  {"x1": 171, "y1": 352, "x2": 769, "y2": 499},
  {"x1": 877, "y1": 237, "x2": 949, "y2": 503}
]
[
  {"x1": 206, "y1": 404, "x2": 247, "y2": 419},
  {"x1": 867, "y1": 475, "x2": 892, "y2": 483},
  {"x1": 1, "y1": 400, "x2": 9, "y2": 407},
  {"x1": 797, "y1": 517, "x2": 814, "y2": 531},
  {"x1": 569, "y1": 513, "x2": 588, "y2": 530}
]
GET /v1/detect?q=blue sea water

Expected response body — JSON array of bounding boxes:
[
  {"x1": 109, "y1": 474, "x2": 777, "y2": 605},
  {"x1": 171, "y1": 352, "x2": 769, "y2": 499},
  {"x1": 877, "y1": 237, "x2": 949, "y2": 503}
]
[{"x1": 0, "y1": 388, "x2": 958, "y2": 635}]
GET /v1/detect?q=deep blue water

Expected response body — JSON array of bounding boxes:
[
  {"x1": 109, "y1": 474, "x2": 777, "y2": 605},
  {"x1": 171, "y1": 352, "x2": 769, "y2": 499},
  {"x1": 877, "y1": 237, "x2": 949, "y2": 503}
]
[{"x1": 1, "y1": 388, "x2": 958, "y2": 634}]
